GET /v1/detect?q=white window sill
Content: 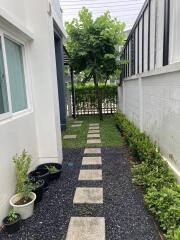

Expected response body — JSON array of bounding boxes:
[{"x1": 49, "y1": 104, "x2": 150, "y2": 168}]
[{"x1": 0, "y1": 109, "x2": 33, "y2": 126}]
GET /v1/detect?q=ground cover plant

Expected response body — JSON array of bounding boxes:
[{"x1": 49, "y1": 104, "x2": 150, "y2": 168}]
[
  {"x1": 62, "y1": 115, "x2": 124, "y2": 148},
  {"x1": 115, "y1": 112, "x2": 180, "y2": 240}
]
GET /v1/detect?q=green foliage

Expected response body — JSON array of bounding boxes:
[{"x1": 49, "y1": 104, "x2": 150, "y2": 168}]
[
  {"x1": 13, "y1": 150, "x2": 32, "y2": 199},
  {"x1": 115, "y1": 112, "x2": 180, "y2": 239},
  {"x1": 145, "y1": 186, "x2": 180, "y2": 231},
  {"x1": 65, "y1": 8, "x2": 125, "y2": 81},
  {"x1": 166, "y1": 227, "x2": 180, "y2": 240},
  {"x1": 66, "y1": 8, "x2": 125, "y2": 118},
  {"x1": 46, "y1": 166, "x2": 59, "y2": 174},
  {"x1": 7, "y1": 209, "x2": 18, "y2": 223},
  {"x1": 74, "y1": 84, "x2": 117, "y2": 110}
]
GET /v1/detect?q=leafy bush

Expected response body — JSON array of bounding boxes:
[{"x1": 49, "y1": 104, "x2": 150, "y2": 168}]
[
  {"x1": 7, "y1": 209, "x2": 19, "y2": 223},
  {"x1": 166, "y1": 227, "x2": 180, "y2": 240},
  {"x1": 13, "y1": 150, "x2": 33, "y2": 199},
  {"x1": 115, "y1": 112, "x2": 180, "y2": 239},
  {"x1": 145, "y1": 186, "x2": 180, "y2": 231},
  {"x1": 73, "y1": 84, "x2": 117, "y2": 111}
]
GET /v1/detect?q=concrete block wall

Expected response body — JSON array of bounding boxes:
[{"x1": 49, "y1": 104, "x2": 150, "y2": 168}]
[{"x1": 118, "y1": 63, "x2": 180, "y2": 182}]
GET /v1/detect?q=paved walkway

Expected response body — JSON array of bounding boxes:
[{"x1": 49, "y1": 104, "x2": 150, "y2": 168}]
[{"x1": 0, "y1": 123, "x2": 161, "y2": 240}]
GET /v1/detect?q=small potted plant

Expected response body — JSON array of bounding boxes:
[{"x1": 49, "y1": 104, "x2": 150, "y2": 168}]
[
  {"x1": 10, "y1": 150, "x2": 36, "y2": 220},
  {"x1": 28, "y1": 168, "x2": 49, "y2": 191},
  {"x1": 36, "y1": 163, "x2": 62, "y2": 181},
  {"x1": 31, "y1": 179, "x2": 45, "y2": 203},
  {"x1": 3, "y1": 209, "x2": 21, "y2": 234}
]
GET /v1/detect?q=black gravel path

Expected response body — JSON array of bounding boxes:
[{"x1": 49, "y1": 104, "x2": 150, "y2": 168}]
[{"x1": 0, "y1": 147, "x2": 160, "y2": 240}]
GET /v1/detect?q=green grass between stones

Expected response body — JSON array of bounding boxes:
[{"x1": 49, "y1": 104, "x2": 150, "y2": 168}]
[{"x1": 62, "y1": 115, "x2": 124, "y2": 148}]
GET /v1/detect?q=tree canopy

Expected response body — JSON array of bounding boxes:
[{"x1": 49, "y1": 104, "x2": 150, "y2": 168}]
[
  {"x1": 65, "y1": 7, "x2": 126, "y2": 83},
  {"x1": 65, "y1": 8, "x2": 126, "y2": 119}
]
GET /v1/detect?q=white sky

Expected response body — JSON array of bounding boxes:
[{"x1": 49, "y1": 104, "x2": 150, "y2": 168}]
[{"x1": 60, "y1": 0, "x2": 146, "y2": 30}]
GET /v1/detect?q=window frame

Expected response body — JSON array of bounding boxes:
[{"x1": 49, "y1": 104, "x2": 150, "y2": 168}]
[{"x1": 0, "y1": 29, "x2": 29, "y2": 121}]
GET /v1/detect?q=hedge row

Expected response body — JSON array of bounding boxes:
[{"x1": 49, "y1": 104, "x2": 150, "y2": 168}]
[
  {"x1": 74, "y1": 84, "x2": 117, "y2": 108},
  {"x1": 115, "y1": 112, "x2": 180, "y2": 240}
]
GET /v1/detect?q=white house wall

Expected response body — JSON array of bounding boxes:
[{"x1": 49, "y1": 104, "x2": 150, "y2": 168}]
[{"x1": 0, "y1": 0, "x2": 64, "y2": 224}]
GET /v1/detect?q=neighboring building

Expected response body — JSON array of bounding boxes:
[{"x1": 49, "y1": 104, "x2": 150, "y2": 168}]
[
  {"x1": 118, "y1": 0, "x2": 180, "y2": 181},
  {"x1": 0, "y1": 0, "x2": 66, "y2": 223}
]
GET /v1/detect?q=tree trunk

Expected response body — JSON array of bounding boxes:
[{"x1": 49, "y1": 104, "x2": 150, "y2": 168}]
[{"x1": 93, "y1": 73, "x2": 103, "y2": 120}]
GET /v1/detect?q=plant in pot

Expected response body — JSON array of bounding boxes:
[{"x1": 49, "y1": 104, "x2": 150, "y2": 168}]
[
  {"x1": 3, "y1": 209, "x2": 21, "y2": 234},
  {"x1": 31, "y1": 179, "x2": 45, "y2": 203},
  {"x1": 36, "y1": 163, "x2": 62, "y2": 181},
  {"x1": 10, "y1": 150, "x2": 36, "y2": 220},
  {"x1": 28, "y1": 168, "x2": 49, "y2": 191}
]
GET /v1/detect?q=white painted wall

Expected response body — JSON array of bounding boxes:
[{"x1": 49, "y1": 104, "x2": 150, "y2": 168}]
[
  {"x1": 118, "y1": 63, "x2": 180, "y2": 182},
  {"x1": 0, "y1": 0, "x2": 65, "y2": 224}
]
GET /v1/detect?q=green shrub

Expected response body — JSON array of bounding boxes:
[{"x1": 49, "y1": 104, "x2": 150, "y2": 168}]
[
  {"x1": 13, "y1": 150, "x2": 33, "y2": 199},
  {"x1": 145, "y1": 186, "x2": 180, "y2": 231},
  {"x1": 73, "y1": 84, "x2": 117, "y2": 110},
  {"x1": 166, "y1": 227, "x2": 180, "y2": 240},
  {"x1": 115, "y1": 112, "x2": 180, "y2": 239}
]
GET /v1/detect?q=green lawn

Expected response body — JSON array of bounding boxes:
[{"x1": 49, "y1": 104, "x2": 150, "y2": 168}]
[{"x1": 62, "y1": 115, "x2": 124, "y2": 148}]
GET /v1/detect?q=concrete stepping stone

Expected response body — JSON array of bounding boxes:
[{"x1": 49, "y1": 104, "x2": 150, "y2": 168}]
[
  {"x1": 84, "y1": 148, "x2": 101, "y2": 154},
  {"x1": 89, "y1": 126, "x2": 99, "y2": 130},
  {"x1": 78, "y1": 169, "x2": 102, "y2": 181},
  {"x1": 87, "y1": 134, "x2": 100, "y2": 138},
  {"x1": 63, "y1": 135, "x2": 77, "y2": 140},
  {"x1": 89, "y1": 123, "x2": 99, "y2": 127},
  {"x1": 87, "y1": 139, "x2": 101, "y2": 144},
  {"x1": 74, "y1": 121, "x2": 83, "y2": 124},
  {"x1": 88, "y1": 130, "x2": 100, "y2": 134},
  {"x1": 73, "y1": 187, "x2": 103, "y2": 204},
  {"x1": 71, "y1": 124, "x2": 81, "y2": 128},
  {"x1": 66, "y1": 217, "x2": 105, "y2": 240},
  {"x1": 82, "y1": 156, "x2": 102, "y2": 165}
]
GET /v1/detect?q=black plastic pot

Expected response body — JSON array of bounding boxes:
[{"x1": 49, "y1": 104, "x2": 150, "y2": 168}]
[
  {"x1": 28, "y1": 169, "x2": 49, "y2": 191},
  {"x1": 32, "y1": 179, "x2": 45, "y2": 203},
  {"x1": 36, "y1": 163, "x2": 62, "y2": 181},
  {"x1": 3, "y1": 214, "x2": 21, "y2": 234}
]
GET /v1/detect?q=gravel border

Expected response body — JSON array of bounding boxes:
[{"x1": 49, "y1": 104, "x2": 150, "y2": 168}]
[{"x1": 0, "y1": 147, "x2": 160, "y2": 240}]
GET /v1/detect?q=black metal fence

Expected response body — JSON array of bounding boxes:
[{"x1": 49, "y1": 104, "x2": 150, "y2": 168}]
[{"x1": 72, "y1": 86, "x2": 117, "y2": 116}]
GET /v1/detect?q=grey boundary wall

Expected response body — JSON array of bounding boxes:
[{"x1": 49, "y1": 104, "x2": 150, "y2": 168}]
[{"x1": 118, "y1": 62, "x2": 180, "y2": 183}]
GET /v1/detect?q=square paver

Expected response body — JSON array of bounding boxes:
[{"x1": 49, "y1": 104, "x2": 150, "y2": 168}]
[
  {"x1": 63, "y1": 135, "x2": 77, "y2": 140},
  {"x1": 89, "y1": 127, "x2": 99, "y2": 130},
  {"x1": 88, "y1": 130, "x2": 100, "y2": 134},
  {"x1": 78, "y1": 169, "x2": 102, "y2": 181},
  {"x1": 66, "y1": 217, "x2": 105, "y2": 240},
  {"x1": 84, "y1": 148, "x2": 101, "y2": 154},
  {"x1": 87, "y1": 134, "x2": 100, "y2": 138},
  {"x1": 71, "y1": 124, "x2": 81, "y2": 128},
  {"x1": 82, "y1": 156, "x2": 102, "y2": 165},
  {"x1": 87, "y1": 139, "x2": 101, "y2": 144},
  {"x1": 74, "y1": 121, "x2": 83, "y2": 124},
  {"x1": 73, "y1": 187, "x2": 103, "y2": 204},
  {"x1": 89, "y1": 123, "x2": 99, "y2": 127}
]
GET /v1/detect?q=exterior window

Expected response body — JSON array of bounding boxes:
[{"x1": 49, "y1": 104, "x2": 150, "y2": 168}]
[
  {"x1": 5, "y1": 38, "x2": 27, "y2": 113},
  {"x1": 0, "y1": 38, "x2": 9, "y2": 114}
]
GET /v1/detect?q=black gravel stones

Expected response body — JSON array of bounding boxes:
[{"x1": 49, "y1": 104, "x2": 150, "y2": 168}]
[{"x1": 0, "y1": 147, "x2": 160, "y2": 240}]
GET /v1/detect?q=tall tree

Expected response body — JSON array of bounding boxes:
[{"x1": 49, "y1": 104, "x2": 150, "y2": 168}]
[{"x1": 65, "y1": 8, "x2": 126, "y2": 119}]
